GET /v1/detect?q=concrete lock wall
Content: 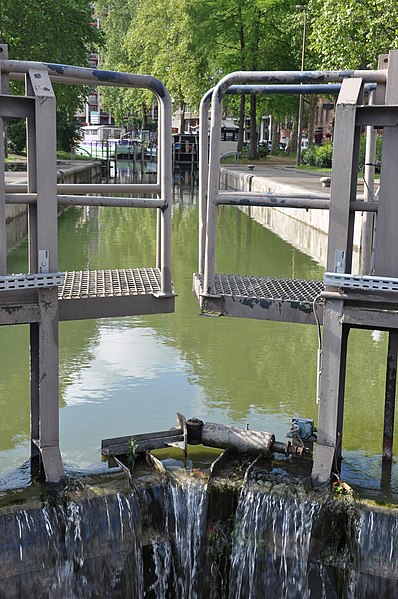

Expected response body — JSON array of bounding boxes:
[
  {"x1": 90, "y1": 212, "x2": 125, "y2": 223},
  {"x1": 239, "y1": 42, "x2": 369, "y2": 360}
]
[
  {"x1": 220, "y1": 168, "x2": 364, "y2": 271},
  {"x1": 6, "y1": 161, "x2": 102, "y2": 252}
]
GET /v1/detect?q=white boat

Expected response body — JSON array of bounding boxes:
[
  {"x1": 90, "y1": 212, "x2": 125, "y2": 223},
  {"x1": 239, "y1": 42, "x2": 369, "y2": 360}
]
[{"x1": 75, "y1": 125, "x2": 141, "y2": 160}]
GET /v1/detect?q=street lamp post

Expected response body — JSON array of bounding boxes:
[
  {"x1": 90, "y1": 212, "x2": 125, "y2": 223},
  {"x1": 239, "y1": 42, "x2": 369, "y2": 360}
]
[{"x1": 296, "y1": 4, "x2": 307, "y2": 166}]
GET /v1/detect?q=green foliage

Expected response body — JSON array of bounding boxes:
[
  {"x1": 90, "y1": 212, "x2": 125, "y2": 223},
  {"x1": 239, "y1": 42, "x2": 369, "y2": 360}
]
[
  {"x1": 95, "y1": 0, "x2": 305, "y2": 127},
  {"x1": 1, "y1": 0, "x2": 102, "y2": 115},
  {"x1": 7, "y1": 119, "x2": 26, "y2": 154},
  {"x1": 308, "y1": 0, "x2": 398, "y2": 69},
  {"x1": 359, "y1": 134, "x2": 383, "y2": 170},
  {"x1": 302, "y1": 142, "x2": 333, "y2": 168},
  {"x1": 127, "y1": 439, "x2": 138, "y2": 465},
  {"x1": 56, "y1": 112, "x2": 82, "y2": 152},
  {"x1": 302, "y1": 136, "x2": 383, "y2": 171}
]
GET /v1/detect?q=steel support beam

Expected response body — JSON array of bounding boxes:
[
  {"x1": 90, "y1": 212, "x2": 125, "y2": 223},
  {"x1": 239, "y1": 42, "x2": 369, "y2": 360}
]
[
  {"x1": 27, "y1": 68, "x2": 64, "y2": 483},
  {"x1": 312, "y1": 300, "x2": 349, "y2": 487},
  {"x1": 326, "y1": 78, "x2": 363, "y2": 273},
  {"x1": 383, "y1": 330, "x2": 398, "y2": 461},
  {"x1": 375, "y1": 51, "x2": 398, "y2": 277}
]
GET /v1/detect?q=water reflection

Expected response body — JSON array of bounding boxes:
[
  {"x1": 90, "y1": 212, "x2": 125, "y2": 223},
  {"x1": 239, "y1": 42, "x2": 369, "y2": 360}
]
[{"x1": 1, "y1": 161, "x2": 397, "y2": 495}]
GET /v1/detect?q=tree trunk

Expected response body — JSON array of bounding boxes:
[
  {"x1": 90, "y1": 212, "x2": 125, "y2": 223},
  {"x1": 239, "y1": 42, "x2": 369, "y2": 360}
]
[
  {"x1": 248, "y1": 95, "x2": 258, "y2": 160},
  {"x1": 307, "y1": 95, "x2": 318, "y2": 148},
  {"x1": 179, "y1": 102, "x2": 186, "y2": 134},
  {"x1": 285, "y1": 120, "x2": 297, "y2": 155},
  {"x1": 237, "y1": 95, "x2": 245, "y2": 156},
  {"x1": 271, "y1": 119, "x2": 279, "y2": 151},
  {"x1": 141, "y1": 102, "x2": 148, "y2": 130}
]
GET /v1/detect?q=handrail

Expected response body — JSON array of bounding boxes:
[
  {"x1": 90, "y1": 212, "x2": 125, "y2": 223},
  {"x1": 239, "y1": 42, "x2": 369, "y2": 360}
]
[
  {"x1": 1, "y1": 58, "x2": 173, "y2": 295},
  {"x1": 201, "y1": 73, "x2": 383, "y2": 293},
  {"x1": 198, "y1": 82, "x2": 378, "y2": 277}
]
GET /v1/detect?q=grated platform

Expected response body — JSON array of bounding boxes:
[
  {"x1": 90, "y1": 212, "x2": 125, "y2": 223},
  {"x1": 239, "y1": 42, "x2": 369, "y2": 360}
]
[
  {"x1": 211, "y1": 274, "x2": 323, "y2": 303},
  {"x1": 59, "y1": 268, "x2": 162, "y2": 299},
  {"x1": 194, "y1": 273, "x2": 324, "y2": 325}
]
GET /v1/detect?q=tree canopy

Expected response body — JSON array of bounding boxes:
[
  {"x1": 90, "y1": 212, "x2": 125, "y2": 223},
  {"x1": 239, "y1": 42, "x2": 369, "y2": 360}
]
[{"x1": 308, "y1": 0, "x2": 398, "y2": 69}]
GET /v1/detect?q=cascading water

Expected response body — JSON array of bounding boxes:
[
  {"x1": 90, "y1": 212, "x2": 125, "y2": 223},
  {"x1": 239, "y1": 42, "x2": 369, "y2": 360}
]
[
  {"x1": 2, "y1": 470, "x2": 398, "y2": 598},
  {"x1": 144, "y1": 473, "x2": 209, "y2": 599},
  {"x1": 347, "y1": 505, "x2": 398, "y2": 598},
  {"x1": 0, "y1": 490, "x2": 143, "y2": 598},
  {"x1": 229, "y1": 485, "x2": 318, "y2": 599}
]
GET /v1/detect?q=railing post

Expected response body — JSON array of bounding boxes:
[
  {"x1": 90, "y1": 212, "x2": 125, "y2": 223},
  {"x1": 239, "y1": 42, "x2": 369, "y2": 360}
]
[
  {"x1": 0, "y1": 44, "x2": 9, "y2": 275},
  {"x1": 359, "y1": 89, "x2": 376, "y2": 275},
  {"x1": 159, "y1": 88, "x2": 173, "y2": 296},
  {"x1": 204, "y1": 82, "x2": 223, "y2": 295},
  {"x1": 26, "y1": 68, "x2": 64, "y2": 483},
  {"x1": 198, "y1": 90, "x2": 212, "y2": 276}
]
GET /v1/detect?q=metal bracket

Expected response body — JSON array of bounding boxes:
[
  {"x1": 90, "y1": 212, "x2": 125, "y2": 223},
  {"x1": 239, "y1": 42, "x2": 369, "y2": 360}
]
[
  {"x1": 0, "y1": 272, "x2": 65, "y2": 291},
  {"x1": 334, "y1": 250, "x2": 346, "y2": 273},
  {"x1": 38, "y1": 249, "x2": 49, "y2": 273},
  {"x1": 324, "y1": 272, "x2": 398, "y2": 292}
]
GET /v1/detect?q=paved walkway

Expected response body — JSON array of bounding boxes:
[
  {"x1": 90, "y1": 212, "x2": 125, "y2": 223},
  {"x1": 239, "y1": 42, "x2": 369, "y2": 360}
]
[{"x1": 223, "y1": 156, "x2": 366, "y2": 195}]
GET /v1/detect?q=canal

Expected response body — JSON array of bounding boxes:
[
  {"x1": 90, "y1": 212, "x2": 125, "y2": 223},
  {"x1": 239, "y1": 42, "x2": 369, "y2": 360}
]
[{"x1": 0, "y1": 161, "x2": 397, "y2": 497}]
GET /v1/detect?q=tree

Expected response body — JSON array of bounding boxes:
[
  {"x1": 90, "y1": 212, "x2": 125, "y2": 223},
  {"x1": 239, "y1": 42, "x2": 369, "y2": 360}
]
[
  {"x1": 308, "y1": 0, "x2": 398, "y2": 69},
  {"x1": 0, "y1": 0, "x2": 102, "y2": 150},
  {"x1": 190, "y1": 0, "x2": 303, "y2": 158}
]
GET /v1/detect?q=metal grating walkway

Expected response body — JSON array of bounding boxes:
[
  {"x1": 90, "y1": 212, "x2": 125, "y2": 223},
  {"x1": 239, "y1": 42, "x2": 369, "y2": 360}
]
[
  {"x1": 193, "y1": 273, "x2": 323, "y2": 325},
  {"x1": 211, "y1": 274, "x2": 323, "y2": 302},
  {"x1": 59, "y1": 268, "x2": 162, "y2": 299},
  {"x1": 58, "y1": 267, "x2": 174, "y2": 321}
]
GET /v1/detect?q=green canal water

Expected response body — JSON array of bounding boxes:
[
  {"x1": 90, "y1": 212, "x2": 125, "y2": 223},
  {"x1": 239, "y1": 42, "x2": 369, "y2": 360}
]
[{"x1": 1, "y1": 164, "x2": 397, "y2": 497}]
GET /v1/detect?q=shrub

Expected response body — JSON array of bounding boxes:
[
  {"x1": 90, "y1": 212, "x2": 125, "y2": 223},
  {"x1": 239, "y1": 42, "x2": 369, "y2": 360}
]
[
  {"x1": 302, "y1": 146, "x2": 317, "y2": 166},
  {"x1": 314, "y1": 142, "x2": 333, "y2": 168}
]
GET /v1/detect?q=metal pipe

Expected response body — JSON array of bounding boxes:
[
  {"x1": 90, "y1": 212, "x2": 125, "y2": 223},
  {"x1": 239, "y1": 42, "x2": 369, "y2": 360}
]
[
  {"x1": 360, "y1": 89, "x2": 377, "y2": 275},
  {"x1": 226, "y1": 83, "x2": 377, "y2": 96},
  {"x1": 57, "y1": 183, "x2": 161, "y2": 194},
  {"x1": 158, "y1": 86, "x2": 173, "y2": 296},
  {"x1": 5, "y1": 195, "x2": 164, "y2": 207},
  {"x1": 5, "y1": 182, "x2": 160, "y2": 195},
  {"x1": 199, "y1": 92, "x2": 212, "y2": 275},
  {"x1": 57, "y1": 196, "x2": 164, "y2": 208},
  {"x1": 214, "y1": 193, "x2": 378, "y2": 212}
]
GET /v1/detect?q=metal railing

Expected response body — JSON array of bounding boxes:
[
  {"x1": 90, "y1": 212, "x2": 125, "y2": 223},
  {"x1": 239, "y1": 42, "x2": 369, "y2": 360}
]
[
  {"x1": 199, "y1": 74, "x2": 383, "y2": 295},
  {"x1": 1, "y1": 54, "x2": 173, "y2": 296}
]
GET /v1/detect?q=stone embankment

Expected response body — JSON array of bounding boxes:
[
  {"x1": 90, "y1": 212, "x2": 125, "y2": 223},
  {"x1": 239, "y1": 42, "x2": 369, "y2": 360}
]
[
  {"x1": 220, "y1": 162, "x2": 366, "y2": 270},
  {"x1": 6, "y1": 160, "x2": 102, "y2": 251}
]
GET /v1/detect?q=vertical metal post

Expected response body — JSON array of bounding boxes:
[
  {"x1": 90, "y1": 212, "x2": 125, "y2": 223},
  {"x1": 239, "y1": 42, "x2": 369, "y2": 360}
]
[
  {"x1": 0, "y1": 44, "x2": 8, "y2": 274},
  {"x1": 359, "y1": 89, "x2": 376, "y2": 275},
  {"x1": 312, "y1": 300, "x2": 349, "y2": 487},
  {"x1": 27, "y1": 68, "x2": 64, "y2": 483},
  {"x1": 198, "y1": 91, "x2": 212, "y2": 275},
  {"x1": 204, "y1": 81, "x2": 223, "y2": 295},
  {"x1": 375, "y1": 51, "x2": 398, "y2": 277},
  {"x1": 159, "y1": 88, "x2": 173, "y2": 296},
  {"x1": 383, "y1": 330, "x2": 398, "y2": 462},
  {"x1": 25, "y1": 74, "x2": 40, "y2": 468},
  {"x1": 326, "y1": 78, "x2": 363, "y2": 273}
]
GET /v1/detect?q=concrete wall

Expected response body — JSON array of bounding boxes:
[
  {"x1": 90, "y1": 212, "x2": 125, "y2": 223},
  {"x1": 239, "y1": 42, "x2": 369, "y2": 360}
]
[
  {"x1": 6, "y1": 161, "x2": 102, "y2": 251},
  {"x1": 220, "y1": 168, "x2": 364, "y2": 271}
]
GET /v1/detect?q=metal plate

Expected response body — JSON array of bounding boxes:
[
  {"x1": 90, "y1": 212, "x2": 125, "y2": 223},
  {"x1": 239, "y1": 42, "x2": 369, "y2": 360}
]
[
  {"x1": 0, "y1": 272, "x2": 65, "y2": 291},
  {"x1": 324, "y1": 272, "x2": 398, "y2": 292}
]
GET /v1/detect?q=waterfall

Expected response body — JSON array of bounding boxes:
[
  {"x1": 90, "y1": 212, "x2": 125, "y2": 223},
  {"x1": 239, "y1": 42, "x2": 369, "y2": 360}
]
[
  {"x1": 347, "y1": 505, "x2": 398, "y2": 598},
  {"x1": 0, "y1": 491, "x2": 143, "y2": 598},
  {"x1": 2, "y1": 472, "x2": 398, "y2": 598},
  {"x1": 229, "y1": 486, "x2": 318, "y2": 599},
  {"x1": 146, "y1": 474, "x2": 209, "y2": 599}
]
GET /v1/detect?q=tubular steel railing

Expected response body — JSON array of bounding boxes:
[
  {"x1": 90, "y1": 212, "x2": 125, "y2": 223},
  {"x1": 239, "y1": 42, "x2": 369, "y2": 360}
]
[
  {"x1": 1, "y1": 55, "x2": 173, "y2": 296},
  {"x1": 199, "y1": 72, "x2": 384, "y2": 294}
]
